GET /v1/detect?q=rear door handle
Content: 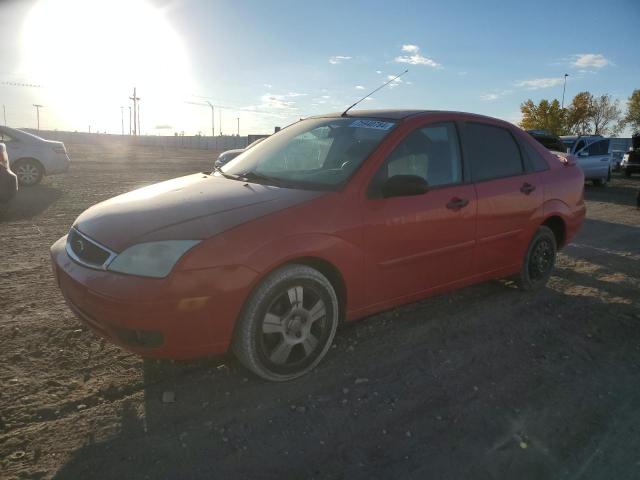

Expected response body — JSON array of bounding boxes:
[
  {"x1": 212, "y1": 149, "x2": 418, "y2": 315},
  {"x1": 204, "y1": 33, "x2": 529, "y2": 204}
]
[
  {"x1": 520, "y1": 183, "x2": 536, "y2": 195},
  {"x1": 446, "y1": 197, "x2": 469, "y2": 210}
]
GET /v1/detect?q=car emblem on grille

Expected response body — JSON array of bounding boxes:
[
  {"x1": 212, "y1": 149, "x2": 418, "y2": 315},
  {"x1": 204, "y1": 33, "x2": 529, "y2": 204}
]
[{"x1": 75, "y1": 238, "x2": 85, "y2": 253}]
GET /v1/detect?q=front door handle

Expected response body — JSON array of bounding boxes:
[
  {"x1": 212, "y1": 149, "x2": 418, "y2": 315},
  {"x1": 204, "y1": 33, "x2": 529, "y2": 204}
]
[
  {"x1": 446, "y1": 197, "x2": 469, "y2": 210},
  {"x1": 520, "y1": 182, "x2": 536, "y2": 195}
]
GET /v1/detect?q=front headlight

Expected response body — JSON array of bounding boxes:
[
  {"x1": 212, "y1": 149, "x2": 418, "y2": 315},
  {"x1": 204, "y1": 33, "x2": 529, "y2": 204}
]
[{"x1": 108, "y1": 240, "x2": 200, "y2": 278}]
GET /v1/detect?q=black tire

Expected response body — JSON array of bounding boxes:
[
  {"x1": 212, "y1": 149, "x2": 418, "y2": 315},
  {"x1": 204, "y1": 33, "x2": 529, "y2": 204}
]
[
  {"x1": 13, "y1": 158, "x2": 44, "y2": 186},
  {"x1": 593, "y1": 171, "x2": 610, "y2": 187},
  {"x1": 516, "y1": 225, "x2": 557, "y2": 291},
  {"x1": 232, "y1": 264, "x2": 339, "y2": 381}
]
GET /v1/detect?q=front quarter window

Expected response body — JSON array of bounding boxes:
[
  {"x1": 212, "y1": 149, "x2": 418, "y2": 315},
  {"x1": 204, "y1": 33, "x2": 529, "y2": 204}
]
[{"x1": 220, "y1": 117, "x2": 396, "y2": 189}]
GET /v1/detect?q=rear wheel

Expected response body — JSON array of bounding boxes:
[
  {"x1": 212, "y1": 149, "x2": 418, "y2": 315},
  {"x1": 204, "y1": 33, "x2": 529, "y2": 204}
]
[
  {"x1": 232, "y1": 264, "x2": 339, "y2": 381},
  {"x1": 516, "y1": 226, "x2": 557, "y2": 291},
  {"x1": 13, "y1": 159, "x2": 43, "y2": 186}
]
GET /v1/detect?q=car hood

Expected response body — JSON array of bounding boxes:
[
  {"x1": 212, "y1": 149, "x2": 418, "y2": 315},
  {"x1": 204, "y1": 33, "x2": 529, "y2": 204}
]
[{"x1": 73, "y1": 173, "x2": 325, "y2": 252}]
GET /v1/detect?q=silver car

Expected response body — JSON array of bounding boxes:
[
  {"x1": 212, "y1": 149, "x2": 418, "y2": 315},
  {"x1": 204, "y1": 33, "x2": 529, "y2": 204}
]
[
  {"x1": 560, "y1": 135, "x2": 611, "y2": 186},
  {"x1": 0, "y1": 126, "x2": 70, "y2": 186}
]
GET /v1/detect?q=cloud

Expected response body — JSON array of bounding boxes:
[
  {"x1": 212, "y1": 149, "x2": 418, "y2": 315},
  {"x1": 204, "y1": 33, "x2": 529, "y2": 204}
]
[
  {"x1": 375, "y1": 70, "x2": 382, "y2": 74},
  {"x1": 329, "y1": 55, "x2": 352, "y2": 65},
  {"x1": 395, "y1": 44, "x2": 440, "y2": 67},
  {"x1": 458, "y1": 71, "x2": 468, "y2": 76},
  {"x1": 355, "y1": 85, "x2": 365, "y2": 90},
  {"x1": 401, "y1": 44, "x2": 419, "y2": 53},
  {"x1": 387, "y1": 74, "x2": 404, "y2": 88},
  {"x1": 571, "y1": 53, "x2": 609, "y2": 69},
  {"x1": 480, "y1": 89, "x2": 512, "y2": 101},
  {"x1": 257, "y1": 92, "x2": 305, "y2": 110},
  {"x1": 515, "y1": 77, "x2": 564, "y2": 89}
]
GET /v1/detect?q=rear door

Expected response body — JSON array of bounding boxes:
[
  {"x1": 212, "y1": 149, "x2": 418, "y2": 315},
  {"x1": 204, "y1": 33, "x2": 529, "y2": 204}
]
[
  {"x1": 363, "y1": 121, "x2": 476, "y2": 305},
  {"x1": 460, "y1": 121, "x2": 543, "y2": 275},
  {"x1": 575, "y1": 139, "x2": 611, "y2": 179}
]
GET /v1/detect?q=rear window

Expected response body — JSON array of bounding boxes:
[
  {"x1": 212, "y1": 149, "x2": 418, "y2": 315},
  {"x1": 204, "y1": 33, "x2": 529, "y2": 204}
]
[
  {"x1": 463, "y1": 122, "x2": 524, "y2": 182},
  {"x1": 521, "y1": 140, "x2": 550, "y2": 172}
]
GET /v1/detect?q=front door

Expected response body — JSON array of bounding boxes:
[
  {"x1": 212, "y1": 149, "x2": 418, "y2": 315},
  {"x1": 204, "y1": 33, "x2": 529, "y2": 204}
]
[{"x1": 363, "y1": 121, "x2": 477, "y2": 306}]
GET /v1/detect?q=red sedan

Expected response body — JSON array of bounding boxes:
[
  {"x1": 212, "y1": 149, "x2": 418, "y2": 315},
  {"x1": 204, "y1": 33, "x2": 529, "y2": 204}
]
[{"x1": 51, "y1": 110, "x2": 586, "y2": 381}]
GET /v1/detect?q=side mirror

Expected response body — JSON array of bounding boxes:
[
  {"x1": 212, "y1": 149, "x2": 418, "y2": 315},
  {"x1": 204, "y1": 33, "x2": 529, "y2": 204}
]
[{"x1": 382, "y1": 175, "x2": 429, "y2": 198}]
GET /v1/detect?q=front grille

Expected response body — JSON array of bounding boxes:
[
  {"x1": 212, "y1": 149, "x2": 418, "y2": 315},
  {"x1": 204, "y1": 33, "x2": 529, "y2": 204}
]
[{"x1": 67, "y1": 229, "x2": 112, "y2": 267}]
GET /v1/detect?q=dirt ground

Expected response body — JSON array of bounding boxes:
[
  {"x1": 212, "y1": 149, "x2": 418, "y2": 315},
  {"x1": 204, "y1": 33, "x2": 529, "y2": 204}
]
[{"x1": 1, "y1": 144, "x2": 639, "y2": 480}]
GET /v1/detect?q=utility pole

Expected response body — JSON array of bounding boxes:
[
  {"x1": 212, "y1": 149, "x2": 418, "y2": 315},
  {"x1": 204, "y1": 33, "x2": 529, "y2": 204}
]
[
  {"x1": 129, "y1": 87, "x2": 140, "y2": 135},
  {"x1": 561, "y1": 74, "x2": 569, "y2": 109},
  {"x1": 137, "y1": 103, "x2": 141, "y2": 136},
  {"x1": 128, "y1": 106, "x2": 132, "y2": 135},
  {"x1": 2, "y1": 105, "x2": 6, "y2": 126},
  {"x1": 205, "y1": 101, "x2": 215, "y2": 137},
  {"x1": 219, "y1": 109, "x2": 222, "y2": 136},
  {"x1": 120, "y1": 106, "x2": 124, "y2": 135},
  {"x1": 33, "y1": 104, "x2": 43, "y2": 130},
  {"x1": 237, "y1": 117, "x2": 240, "y2": 136}
]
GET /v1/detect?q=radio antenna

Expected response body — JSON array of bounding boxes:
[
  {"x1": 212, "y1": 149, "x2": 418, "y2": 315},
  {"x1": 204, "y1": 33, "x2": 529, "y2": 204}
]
[{"x1": 341, "y1": 69, "x2": 408, "y2": 117}]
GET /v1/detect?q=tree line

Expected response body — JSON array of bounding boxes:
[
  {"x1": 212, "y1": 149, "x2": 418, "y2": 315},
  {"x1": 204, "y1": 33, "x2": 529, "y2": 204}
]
[{"x1": 519, "y1": 89, "x2": 640, "y2": 137}]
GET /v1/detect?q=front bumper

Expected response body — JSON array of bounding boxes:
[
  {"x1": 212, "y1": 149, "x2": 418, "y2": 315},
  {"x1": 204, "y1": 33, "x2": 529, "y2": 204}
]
[{"x1": 50, "y1": 235, "x2": 256, "y2": 359}]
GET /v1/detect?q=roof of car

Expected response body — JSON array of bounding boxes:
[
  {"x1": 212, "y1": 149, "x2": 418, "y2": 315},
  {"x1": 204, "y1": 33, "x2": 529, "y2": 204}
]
[{"x1": 308, "y1": 109, "x2": 507, "y2": 122}]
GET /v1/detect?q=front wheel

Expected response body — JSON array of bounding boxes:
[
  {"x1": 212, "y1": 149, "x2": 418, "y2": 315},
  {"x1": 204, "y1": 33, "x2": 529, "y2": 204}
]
[
  {"x1": 516, "y1": 226, "x2": 557, "y2": 291},
  {"x1": 232, "y1": 264, "x2": 339, "y2": 381}
]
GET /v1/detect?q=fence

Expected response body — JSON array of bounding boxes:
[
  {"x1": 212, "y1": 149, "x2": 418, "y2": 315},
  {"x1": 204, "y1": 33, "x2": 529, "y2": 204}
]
[{"x1": 23, "y1": 129, "x2": 252, "y2": 151}]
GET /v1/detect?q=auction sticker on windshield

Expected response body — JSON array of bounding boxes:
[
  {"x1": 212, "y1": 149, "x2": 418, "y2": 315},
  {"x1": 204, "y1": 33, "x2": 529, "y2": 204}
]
[{"x1": 349, "y1": 119, "x2": 395, "y2": 130}]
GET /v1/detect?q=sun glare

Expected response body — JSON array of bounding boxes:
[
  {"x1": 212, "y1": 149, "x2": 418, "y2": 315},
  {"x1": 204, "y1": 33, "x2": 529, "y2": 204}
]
[{"x1": 20, "y1": 0, "x2": 193, "y2": 132}]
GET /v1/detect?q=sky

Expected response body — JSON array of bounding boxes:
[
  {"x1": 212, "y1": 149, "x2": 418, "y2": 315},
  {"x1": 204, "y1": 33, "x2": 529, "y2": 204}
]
[{"x1": 1, "y1": 0, "x2": 639, "y2": 136}]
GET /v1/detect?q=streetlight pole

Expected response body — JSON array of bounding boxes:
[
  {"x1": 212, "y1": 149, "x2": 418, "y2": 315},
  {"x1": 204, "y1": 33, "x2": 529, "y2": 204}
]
[
  {"x1": 120, "y1": 106, "x2": 124, "y2": 135},
  {"x1": 237, "y1": 117, "x2": 240, "y2": 136},
  {"x1": 206, "y1": 101, "x2": 215, "y2": 137},
  {"x1": 33, "y1": 104, "x2": 43, "y2": 130},
  {"x1": 561, "y1": 73, "x2": 569, "y2": 109}
]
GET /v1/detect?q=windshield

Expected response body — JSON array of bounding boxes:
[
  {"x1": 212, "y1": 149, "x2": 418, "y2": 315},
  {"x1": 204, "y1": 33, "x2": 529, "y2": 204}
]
[{"x1": 219, "y1": 117, "x2": 396, "y2": 189}]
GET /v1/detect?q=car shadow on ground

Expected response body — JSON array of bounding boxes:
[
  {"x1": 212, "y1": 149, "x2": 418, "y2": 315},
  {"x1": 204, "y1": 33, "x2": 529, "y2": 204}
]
[
  {"x1": 584, "y1": 175, "x2": 640, "y2": 207},
  {"x1": 0, "y1": 185, "x2": 62, "y2": 222},
  {"x1": 53, "y1": 219, "x2": 640, "y2": 480}
]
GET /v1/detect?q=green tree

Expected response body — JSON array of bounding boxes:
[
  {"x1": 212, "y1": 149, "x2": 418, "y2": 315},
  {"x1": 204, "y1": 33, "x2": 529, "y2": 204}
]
[
  {"x1": 590, "y1": 94, "x2": 622, "y2": 136},
  {"x1": 620, "y1": 89, "x2": 640, "y2": 134},
  {"x1": 519, "y1": 98, "x2": 565, "y2": 135},
  {"x1": 565, "y1": 91, "x2": 594, "y2": 135}
]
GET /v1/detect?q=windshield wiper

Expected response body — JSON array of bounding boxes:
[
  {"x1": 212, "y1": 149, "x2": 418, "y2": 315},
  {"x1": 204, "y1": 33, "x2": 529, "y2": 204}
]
[
  {"x1": 239, "y1": 171, "x2": 287, "y2": 186},
  {"x1": 213, "y1": 165, "x2": 242, "y2": 181}
]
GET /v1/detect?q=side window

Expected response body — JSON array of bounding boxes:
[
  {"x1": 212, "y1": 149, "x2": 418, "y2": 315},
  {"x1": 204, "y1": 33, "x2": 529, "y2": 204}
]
[
  {"x1": 374, "y1": 122, "x2": 462, "y2": 191},
  {"x1": 586, "y1": 140, "x2": 609, "y2": 156},
  {"x1": 574, "y1": 139, "x2": 586, "y2": 153},
  {"x1": 463, "y1": 122, "x2": 523, "y2": 182},
  {"x1": 521, "y1": 139, "x2": 549, "y2": 172}
]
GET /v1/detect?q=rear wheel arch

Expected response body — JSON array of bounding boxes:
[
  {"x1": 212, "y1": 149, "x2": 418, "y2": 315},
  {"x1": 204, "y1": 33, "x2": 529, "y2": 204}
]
[
  {"x1": 12, "y1": 157, "x2": 45, "y2": 186},
  {"x1": 541, "y1": 215, "x2": 566, "y2": 248}
]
